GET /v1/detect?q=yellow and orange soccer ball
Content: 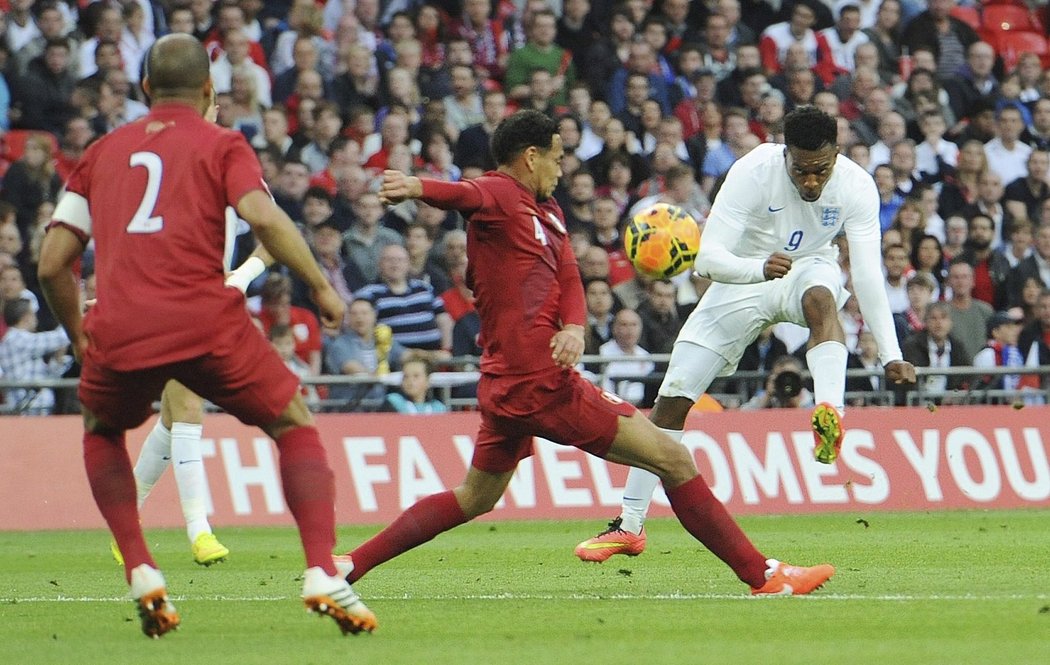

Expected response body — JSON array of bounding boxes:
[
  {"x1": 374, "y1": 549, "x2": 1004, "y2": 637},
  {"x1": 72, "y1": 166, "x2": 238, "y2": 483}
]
[{"x1": 623, "y1": 203, "x2": 701, "y2": 279}]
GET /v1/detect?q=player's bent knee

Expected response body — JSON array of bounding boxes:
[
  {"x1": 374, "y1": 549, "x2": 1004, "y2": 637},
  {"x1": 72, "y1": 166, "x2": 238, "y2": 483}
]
[
  {"x1": 654, "y1": 438, "x2": 697, "y2": 482},
  {"x1": 802, "y1": 285, "x2": 836, "y2": 310},
  {"x1": 263, "y1": 393, "x2": 315, "y2": 440},
  {"x1": 163, "y1": 382, "x2": 204, "y2": 424},
  {"x1": 453, "y1": 487, "x2": 499, "y2": 518},
  {"x1": 650, "y1": 396, "x2": 694, "y2": 429},
  {"x1": 81, "y1": 407, "x2": 123, "y2": 436}
]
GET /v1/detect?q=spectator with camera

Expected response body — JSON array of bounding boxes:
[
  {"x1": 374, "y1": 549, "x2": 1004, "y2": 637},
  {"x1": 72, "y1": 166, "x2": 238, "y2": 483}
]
[{"x1": 740, "y1": 355, "x2": 813, "y2": 410}]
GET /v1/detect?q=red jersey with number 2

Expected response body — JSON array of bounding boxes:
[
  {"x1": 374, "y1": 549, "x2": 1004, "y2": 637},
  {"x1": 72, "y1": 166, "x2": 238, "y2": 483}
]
[
  {"x1": 424, "y1": 172, "x2": 585, "y2": 376},
  {"x1": 61, "y1": 103, "x2": 267, "y2": 371}
]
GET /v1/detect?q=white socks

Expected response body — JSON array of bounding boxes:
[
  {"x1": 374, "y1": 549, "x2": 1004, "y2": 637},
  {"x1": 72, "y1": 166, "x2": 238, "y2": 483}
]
[
  {"x1": 806, "y1": 340, "x2": 847, "y2": 415},
  {"x1": 170, "y1": 422, "x2": 210, "y2": 543},
  {"x1": 619, "y1": 428, "x2": 685, "y2": 535},
  {"x1": 132, "y1": 420, "x2": 212, "y2": 543},
  {"x1": 134, "y1": 420, "x2": 174, "y2": 508}
]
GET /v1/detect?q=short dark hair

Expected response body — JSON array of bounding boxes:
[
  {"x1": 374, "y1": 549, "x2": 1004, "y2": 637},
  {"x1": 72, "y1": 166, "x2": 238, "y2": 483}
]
[
  {"x1": 45, "y1": 36, "x2": 70, "y2": 52},
  {"x1": 490, "y1": 110, "x2": 558, "y2": 166},
  {"x1": 925, "y1": 301, "x2": 952, "y2": 321},
  {"x1": 784, "y1": 106, "x2": 837, "y2": 151},
  {"x1": 557, "y1": 113, "x2": 583, "y2": 134},
  {"x1": 304, "y1": 186, "x2": 333, "y2": 204},
  {"x1": 3, "y1": 299, "x2": 32, "y2": 327}
]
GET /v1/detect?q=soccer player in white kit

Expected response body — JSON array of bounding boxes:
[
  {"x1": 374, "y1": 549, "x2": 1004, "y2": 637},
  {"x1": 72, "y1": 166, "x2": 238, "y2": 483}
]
[{"x1": 576, "y1": 106, "x2": 917, "y2": 562}]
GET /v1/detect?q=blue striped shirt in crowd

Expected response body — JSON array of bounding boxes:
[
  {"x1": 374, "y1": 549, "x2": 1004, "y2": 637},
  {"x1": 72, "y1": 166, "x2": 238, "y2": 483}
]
[{"x1": 355, "y1": 280, "x2": 446, "y2": 350}]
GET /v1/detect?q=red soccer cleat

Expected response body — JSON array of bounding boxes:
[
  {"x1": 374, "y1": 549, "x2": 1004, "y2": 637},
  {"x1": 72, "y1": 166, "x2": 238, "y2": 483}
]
[
  {"x1": 574, "y1": 517, "x2": 647, "y2": 562},
  {"x1": 751, "y1": 559, "x2": 835, "y2": 596}
]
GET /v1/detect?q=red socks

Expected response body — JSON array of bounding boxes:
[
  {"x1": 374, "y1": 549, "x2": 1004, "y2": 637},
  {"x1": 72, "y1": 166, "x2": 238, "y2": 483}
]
[
  {"x1": 83, "y1": 431, "x2": 155, "y2": 582},
  {"x1": 346, "y1": 490, "x2": 467, "y2": 584},
  {"x1": 666, "y1": 475, "x2": 768, "y2": 588},
  {"x1": 274, "y1": 426, "x2": 337, "y2": 576}
]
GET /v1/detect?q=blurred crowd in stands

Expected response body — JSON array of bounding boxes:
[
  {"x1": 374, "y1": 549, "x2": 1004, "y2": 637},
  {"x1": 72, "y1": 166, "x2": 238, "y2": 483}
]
[{"x1": 3, "y1": 0, "x2": 1050, "y2": 414}]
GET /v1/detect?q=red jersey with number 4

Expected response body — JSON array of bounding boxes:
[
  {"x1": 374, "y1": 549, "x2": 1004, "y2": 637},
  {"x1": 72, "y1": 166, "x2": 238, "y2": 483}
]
[
  {"x1": 57, "y1": 103, "x2": 267, "y2": 371},
  {"x1": 423, "y1": 172, "x2": 585, "y2": 376}
]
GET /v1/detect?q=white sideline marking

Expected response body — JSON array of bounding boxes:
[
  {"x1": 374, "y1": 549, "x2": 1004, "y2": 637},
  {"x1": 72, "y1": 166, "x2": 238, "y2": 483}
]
[{"x1": 2, "y1": 592, "x2": 1048, "y2": 603}]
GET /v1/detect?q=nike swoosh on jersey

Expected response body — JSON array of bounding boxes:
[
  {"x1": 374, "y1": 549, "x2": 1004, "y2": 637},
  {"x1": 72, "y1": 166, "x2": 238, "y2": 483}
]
[{"x1": 768, "y1": 205, "x2": 785, "y2": 212}]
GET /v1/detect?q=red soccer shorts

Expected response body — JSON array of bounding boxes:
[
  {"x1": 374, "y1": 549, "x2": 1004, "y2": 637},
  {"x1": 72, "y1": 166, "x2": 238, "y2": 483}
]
[
  {"x1": 79, "y1": 320, "x2": 300, "y2": 431},
  {"x1": 472, "y1": 367, "x2": 637, "y2": 473}
]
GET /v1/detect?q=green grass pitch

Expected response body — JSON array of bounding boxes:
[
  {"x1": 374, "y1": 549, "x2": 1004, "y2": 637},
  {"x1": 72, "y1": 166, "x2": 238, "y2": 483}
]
[{"x1": 1, "y1": 510, "x2": 1048, "y2": 665}]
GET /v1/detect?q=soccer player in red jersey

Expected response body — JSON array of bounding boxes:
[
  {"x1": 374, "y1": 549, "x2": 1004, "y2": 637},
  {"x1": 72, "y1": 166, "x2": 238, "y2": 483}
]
[
  {"x1": 339, "y1": 110, "x2": 835, "y2": 597},
  {"x1": 37, "y1": 34, "x2": 375, "y2": 638}
]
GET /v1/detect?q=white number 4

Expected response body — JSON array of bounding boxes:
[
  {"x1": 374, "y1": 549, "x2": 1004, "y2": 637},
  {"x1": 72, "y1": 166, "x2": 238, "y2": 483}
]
[
  {"x1": 533, "y1": 216, "x2": 548, "y2": 246},
  {"x1": 126, "y1": 151, "x2": 164, "y2": 234}
]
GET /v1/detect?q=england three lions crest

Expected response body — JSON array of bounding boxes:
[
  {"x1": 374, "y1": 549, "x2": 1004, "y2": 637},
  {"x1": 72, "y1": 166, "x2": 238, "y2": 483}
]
[{"x1": 821, "y1": 207, "x2": 841, "y2": 228}]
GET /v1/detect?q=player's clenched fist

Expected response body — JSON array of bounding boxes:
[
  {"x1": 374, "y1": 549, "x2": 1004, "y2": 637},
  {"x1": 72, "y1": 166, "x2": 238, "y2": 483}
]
[
  {"x1": 550, "y1": 324, "x2": 585, "y2": 369},
  {"x1": 378, "y1": 170, "x2": 423, "y2": 205},
  {"x1": 884, "y1": 360, "x2": 917, "y2": 384},
  {"x1": 763, "y1": 252, "x2": 792, "y2": 280},
  {"x1": 311, "y1": 284, "x2": 346, "y2": 331}
]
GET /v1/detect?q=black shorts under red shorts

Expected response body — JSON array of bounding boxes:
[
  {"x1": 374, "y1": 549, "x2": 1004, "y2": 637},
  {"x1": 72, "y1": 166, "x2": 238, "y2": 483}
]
[
  {"x1": 472, "y1": 367, "x2": 637, "y2": 473},
  {"x1": 79, "y1": 320, "x2": 300, "y2": 431}
]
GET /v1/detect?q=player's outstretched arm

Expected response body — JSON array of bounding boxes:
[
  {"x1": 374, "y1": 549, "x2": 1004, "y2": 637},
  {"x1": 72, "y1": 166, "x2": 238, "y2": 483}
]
[
  {"x1": 847, "y1": 234, "x2": 907, "y2": 368},
  {"x1": 235, "y1": 190, "x2": 344, "y2": 328},
  {"x1": 380, "y1": 169, "x2": 484, "y2": 213},
  {"x1": 38, "y1": 226, "x2": 88, "y2": 362},
  {"x1": 378, "y1": 169, "x2": 422, "y2": 204}
]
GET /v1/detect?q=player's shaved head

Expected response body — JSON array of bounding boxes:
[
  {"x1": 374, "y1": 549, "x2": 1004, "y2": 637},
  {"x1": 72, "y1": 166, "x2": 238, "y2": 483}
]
[{"x1": 144, "y1": 33, "x2": 211, "y2": 98}]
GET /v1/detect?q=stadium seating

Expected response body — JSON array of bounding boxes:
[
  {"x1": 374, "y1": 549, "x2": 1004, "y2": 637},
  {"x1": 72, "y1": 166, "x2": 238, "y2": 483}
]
[
  {"x1": 981, "y1": 4, "x2": 1042, "y2": 32},
  {"x1": 950, "y1": 6, "x2": 981, "y2": 30},
  {"x1": 994, "y1": 30, "x2": 1050, "y2": 70},
  {"x1": 0, "y1": 129, "x2": 59, "y2": 165}
]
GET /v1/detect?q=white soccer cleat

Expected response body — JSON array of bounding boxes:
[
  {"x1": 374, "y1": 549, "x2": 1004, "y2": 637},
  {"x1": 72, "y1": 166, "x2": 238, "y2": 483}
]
[{"x1": 301, "y1": 566, "x2": 377, "y2": 635}]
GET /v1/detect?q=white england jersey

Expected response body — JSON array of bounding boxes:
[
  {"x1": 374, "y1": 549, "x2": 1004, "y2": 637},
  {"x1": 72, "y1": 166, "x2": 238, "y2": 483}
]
[
  {"x1": 700, "y1": 142, "x2": 879, "y2": 276},
  {"x1": 695, "y1": 142, "x2": 903, "y2": 365}
]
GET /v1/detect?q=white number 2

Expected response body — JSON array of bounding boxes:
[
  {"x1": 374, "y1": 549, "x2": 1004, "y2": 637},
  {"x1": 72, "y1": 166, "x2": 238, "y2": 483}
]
[
  {"x1": 126, "y1": 151, "x2": 164, "y2": 234},
  {"x1": 533, "y1": 216, "x2": 548, "y2": 246}
]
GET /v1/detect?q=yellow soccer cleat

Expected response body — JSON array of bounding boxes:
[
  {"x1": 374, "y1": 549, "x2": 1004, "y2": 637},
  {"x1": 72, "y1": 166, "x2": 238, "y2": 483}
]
[
  {"x1": 191, "y1": 532, "x2": 230, "y2": 566},
  {"x1": 811, "y1": 402, "x2": 844, "y2": 464},
  {"x1": 110, "y1": 540, "x2": 124, "y2": 567}
]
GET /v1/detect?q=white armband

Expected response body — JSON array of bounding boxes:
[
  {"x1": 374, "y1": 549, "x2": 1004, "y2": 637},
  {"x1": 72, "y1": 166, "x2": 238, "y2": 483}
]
[
  {"x1": 53, "y1": 191, "x2": 92, "y2": 236},
  {"x1": 225, "y1": 256, "x2": 266, "y2": 293}
]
